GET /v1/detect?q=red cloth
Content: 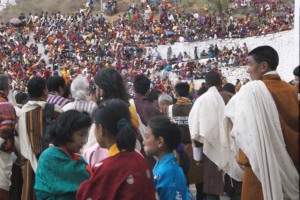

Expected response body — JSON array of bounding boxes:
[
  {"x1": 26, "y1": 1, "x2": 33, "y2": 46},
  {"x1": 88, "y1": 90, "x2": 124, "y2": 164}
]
[{"x1": 77, "y1": 151, "x2": 156, "y2": 200}]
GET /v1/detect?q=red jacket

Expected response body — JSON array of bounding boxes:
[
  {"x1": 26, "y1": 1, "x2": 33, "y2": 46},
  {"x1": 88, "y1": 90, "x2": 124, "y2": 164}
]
[{"x1": 77, "y1": 151, "x2": 156, "y2": 200}]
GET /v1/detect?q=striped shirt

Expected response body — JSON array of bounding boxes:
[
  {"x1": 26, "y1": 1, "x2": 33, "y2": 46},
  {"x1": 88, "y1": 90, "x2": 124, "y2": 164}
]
[
  {"x1": 47, "y1": 92, "x2": 70, "y2": 107},
  {"x1": 0, "y1": 92, "x2": 16, "y2": 139},
  {"x1": 62, "y1": 100, "x2": 97, "y2": 116}
]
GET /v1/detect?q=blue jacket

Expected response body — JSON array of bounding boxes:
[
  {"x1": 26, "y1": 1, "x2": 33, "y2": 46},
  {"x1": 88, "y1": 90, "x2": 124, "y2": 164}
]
[{"x1": 153, "y1": 152, "x2": 189, "y2": 200}]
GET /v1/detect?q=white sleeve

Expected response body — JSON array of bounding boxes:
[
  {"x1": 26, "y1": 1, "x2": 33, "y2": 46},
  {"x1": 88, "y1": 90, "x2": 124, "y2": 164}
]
[{"x1": 188, "y1": 98, "x2": 201, "y2": 142}]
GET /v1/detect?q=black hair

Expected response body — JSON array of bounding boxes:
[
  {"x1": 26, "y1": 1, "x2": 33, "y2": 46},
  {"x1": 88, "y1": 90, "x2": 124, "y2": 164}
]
[
  {"x1": 0, "y1": 74, "x2": 9, "y2": 92},
  {"x1": 27, "y1": 76, "x2": 47, "y2": 98},
  {"x1": 149, "y1": 117, "x2": 189, "y2": 177},
  {"x1": 47, "y1": 76, "x2": 66, "y2": 93},
  {"x1": 223, "y1": 83, "x2": 236, "y2": 94},
  {"x1": 133, "y1": 74, "x2": 150, "y2": 95},
  {"x1": 248, "y1": 45, "x2": 279, "y2": 71},
  {"x1": 89, "y1": 81, "x2": 96, "y2": 94},
  {"x1": 93, "y1": 99, "x2": 136, "y2": 151},
  {"x1": 49, "y1": 110, "x2": 92, "y2": 146},
  {"x1": 205, "y1": 71, "x2": 222, "y2": 87},
  {"x1": 63, "y1": 85, "x2": 71, "y2": 99},
  {"x1": 148, "y1": 116, "x2": 181, "y2": 151},
  {"x1": 197, "y1": 86, "x2": 208, "y2": 97},
  {"x1": 293, "y1": 65, "x2": 299, "y2": 77},
  {"x1": 94, "y1": 68, "x2": 129, "y2": 105},
  {"x1": 15, "y1": 92, "x2": 29, "y2": 104},
  {"x1": 147, "y1": 89, "x2": 160, "y2": 103},
  {"x1": 175, "y1": 82, "x2": 190, "y2": 97}
]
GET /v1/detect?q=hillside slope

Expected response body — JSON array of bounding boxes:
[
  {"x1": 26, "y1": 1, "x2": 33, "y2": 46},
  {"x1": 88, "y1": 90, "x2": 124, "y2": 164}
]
[
  {"x1": 0, "y1": 0, "x2": 212, "y2": 23},
  {"x1": 0, "y1": 0, "x2": 87, "y2": 22}
]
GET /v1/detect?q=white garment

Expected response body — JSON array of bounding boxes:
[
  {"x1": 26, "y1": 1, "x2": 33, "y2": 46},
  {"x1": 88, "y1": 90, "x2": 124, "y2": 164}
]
[
  {"x1": 17, "y1": 101, "x2": 62, "y2": 172},
  {"x1": 225, "y1": 81, "x2": 299, "y2": 200},
  {"x1": 188, "y1": 86, "x2": 243, "y2": 181},
  {"x1": 0, "y1": 150, "x2": 13, "y2": 191},
  {"x1": 83, "y1": 123, "x2": 97, "y2": 152}
]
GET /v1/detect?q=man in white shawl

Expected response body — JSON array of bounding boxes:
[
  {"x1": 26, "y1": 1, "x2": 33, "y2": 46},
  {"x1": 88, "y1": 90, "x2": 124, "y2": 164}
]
[
  {"x1": 224, "y1": 45, "x2": 299, "y2": 200},
  {"x1": 17, "y1": 76, "x2": 62, "y2": 199},
  {"x1": 188, "y1": 71, "x2": 243, "y2": 199}
]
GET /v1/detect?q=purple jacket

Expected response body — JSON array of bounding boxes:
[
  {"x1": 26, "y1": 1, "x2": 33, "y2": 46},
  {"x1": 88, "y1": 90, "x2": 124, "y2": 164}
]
[{"x1": 133, "y1": 93, "x2": 161, "y2": 125}]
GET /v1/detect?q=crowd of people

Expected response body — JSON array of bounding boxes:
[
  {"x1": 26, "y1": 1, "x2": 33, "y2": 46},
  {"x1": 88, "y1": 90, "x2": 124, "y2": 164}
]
[
  {"x1": 0, "y1": 0, "x2": 299, "y2": 199},
  {"x1": 0, "y1": 0, "x2": 295, "y2": 91}
]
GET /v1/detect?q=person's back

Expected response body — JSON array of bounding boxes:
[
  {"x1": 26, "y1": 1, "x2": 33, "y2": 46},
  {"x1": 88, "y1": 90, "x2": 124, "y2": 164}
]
[
  {"x1": 78, "y1": 150, "x2": 155, "y2": 199},
  {"x1": 47, "y1": 76, "x2": 70, "y2": 107},
  {"x1": 62, "y1": 75, "x2": 96, "y2": 115},
  {"x1": 189, "y1": 71, "x2": 242, "y2": 199},
  {"x1": 77, "y1": 99, "x2": 156, "y2": 200},
  {"x1": 133, "y1": 74, "x2": 161, "y2": 125},
  {"x1": 167, "y1": 83, "x2": 199, "y2": 189},
  {"x1": 168, "y1": 82, "x2": 193, "y2": 144},
  {"x1": 133, "y1": 74, "x2": 161, "y2": 167},
  {"x1": 18, "y1": 76, "x2": 62, "y2": 200}
]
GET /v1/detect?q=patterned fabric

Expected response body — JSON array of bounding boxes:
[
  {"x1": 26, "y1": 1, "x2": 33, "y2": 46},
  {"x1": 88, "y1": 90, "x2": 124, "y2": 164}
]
[
  {"x1": 153, "y1": 152, "x2": 190, "y2": 200},
  {"x1": 0, "y1": 92, "x2": 16, "y2": 141},
  {"x1": 62, "y1": 100, "x2": 97, "y2": 116},
  {"x1": 0, "y1": 92, "x2": 16, "y2": 191},
  {"x1": 26, "y1": 107, "x2": 44, "y2": 156},
  {"x1": 34, "y1": 147, "x2": 91, "y2": 200},
  {"x1": 77, "y1": 151, "x2": 156, "y2": 200},
  {"x1": 202, "y1": 155, "x2": 224, "y2": 195},
  {"x1": 22, "y1": 106, "x2": 60, "y2": 200},
  {"x1": 22, "y1": 160, "x2": 36, "y2": 200},
  {"x1": 47, "y1": 92, "x2": 70, "y2": 107}
]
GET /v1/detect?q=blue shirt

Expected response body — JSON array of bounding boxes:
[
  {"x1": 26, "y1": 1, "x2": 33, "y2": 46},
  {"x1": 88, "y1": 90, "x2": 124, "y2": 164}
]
[{"x1": 153, "y1": 152, "x2": 189, "y2": 200}]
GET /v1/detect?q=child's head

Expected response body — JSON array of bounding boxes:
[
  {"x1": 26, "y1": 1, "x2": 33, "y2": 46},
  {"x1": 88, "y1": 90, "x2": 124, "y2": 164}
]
[
  {"x1": 49, "y1": 110, "x2": 92, "y2": 153},
  {"x1": 144, "y1": 116, "x2": 181, "y2": 159}
]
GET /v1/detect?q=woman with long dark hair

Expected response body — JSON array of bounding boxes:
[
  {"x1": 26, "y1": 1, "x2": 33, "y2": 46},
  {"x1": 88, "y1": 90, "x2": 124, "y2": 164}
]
[{"x1": 84, "y1": 68, "x2": 141, "y2": 160}]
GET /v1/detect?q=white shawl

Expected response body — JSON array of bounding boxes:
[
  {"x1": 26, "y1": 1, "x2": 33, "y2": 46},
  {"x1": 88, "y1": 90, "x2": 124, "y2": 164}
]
[
  {"x1": 188, "y1": 86, "x2": 243, "y2": 181},
  {"x1": 18, "y1": 101, "x2": 62, "y2": 172},
  {"x1": 225, "y1": 81, "x2": 299, "y2": 200}
]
